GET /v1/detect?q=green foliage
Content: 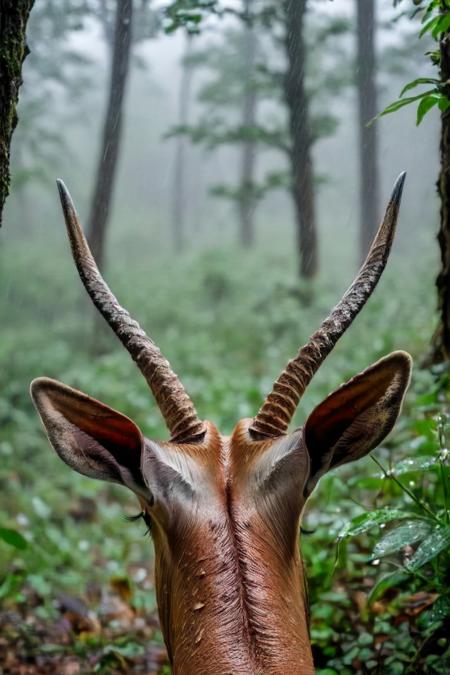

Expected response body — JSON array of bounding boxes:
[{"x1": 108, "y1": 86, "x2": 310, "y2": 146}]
[
  {"x1": 13, "y1": 1, "x2": 158, "y2": 196},
  {"x1": 0, "y1": 527, "x2": 28, "y2": 550},
  {"x1": 0, "y1": 218, "x2": 446, "y2": 670},
  {"x1": 379, "y1": 1, "x2": 450, "y2": 125},
  {"x1": 169, "y1": 3, "x2": 352, "y2": 211},
  {"x1": 163, "y1": 0, "x2": 222, "y2": 34},
  {"x1": 306, "y1": 389, "x2": 450, "y2": 673}
]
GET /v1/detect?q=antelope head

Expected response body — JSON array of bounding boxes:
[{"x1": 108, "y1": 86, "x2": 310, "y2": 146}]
[{"x1": 31, "y1": 175, "x2": 411, "y2": 675}]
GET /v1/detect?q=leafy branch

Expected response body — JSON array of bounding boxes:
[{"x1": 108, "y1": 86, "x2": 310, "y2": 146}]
[{"x1": 377, "y1": 0, "x2": 450, "y2": 125}]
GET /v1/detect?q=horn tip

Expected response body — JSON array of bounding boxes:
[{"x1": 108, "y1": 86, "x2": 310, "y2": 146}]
[
  {"x1": 56, "y1": 179, "x2": 72, "y2": 209},
  {"x1": 56, "y1": 177, "x2": 65, "y2": 193},
  {"x1": 391, "y1": 171, "x2": 407, "y2": 205}
]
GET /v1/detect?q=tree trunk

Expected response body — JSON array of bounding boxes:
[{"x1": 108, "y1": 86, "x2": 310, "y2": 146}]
[
  {"x1": 87, "y1": 0, "x2": 132, "y2": 270},
  {"x1": 283, "y1": 0, "x2": 318, "y2": 279},
  {"x1": 171, "y1": 35, "x2": 193, "y2": 253},
  {"x1": 238, "y1": 0, "x2": 257, "y2": 248},
  {"x1": 427, "y1": 32, "x2": 450, "y2": 364},
  {"x1": 0, "y1": 0, "x2": 34, "y2": 225},
  {"x1": 356, "y1": 0, "x2": 380, "y2": 263}
]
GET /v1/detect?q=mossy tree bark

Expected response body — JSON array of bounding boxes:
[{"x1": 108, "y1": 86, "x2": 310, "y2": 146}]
[
  {"x1": 428, "y1": 32, "x2": 450, "y2": 364},
  {"x1": 283, "y1": 0, "x2": 318, "y2": 279},
  {"x1": 0, "y1": 0, "x2": 35, "y2": 225}
]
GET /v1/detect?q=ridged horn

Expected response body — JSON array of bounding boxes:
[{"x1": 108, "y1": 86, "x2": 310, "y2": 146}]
[
  {"x1": 56, "y1": 179, "x2": 205, "y2": 443},
  {"x1": 250, "y1": 172, "x2": 406, "y2": 438}
]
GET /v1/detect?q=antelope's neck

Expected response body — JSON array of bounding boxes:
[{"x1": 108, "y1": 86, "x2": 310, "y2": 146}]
[{"x1": 153, "y1": 496, "x2": 314, "y2": 674}]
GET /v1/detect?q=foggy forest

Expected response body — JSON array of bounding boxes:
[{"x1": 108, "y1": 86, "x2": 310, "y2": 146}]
[{"x1": 0, "y1": 0, "x2": 449, "y2": 673}]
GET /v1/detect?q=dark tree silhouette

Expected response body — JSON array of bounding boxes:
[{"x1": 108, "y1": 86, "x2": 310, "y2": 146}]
[
  {"x1": 238, "y1": 0, "x2": 257, "y2": 248},
  {"x1": 87, "y1": 0, "x2": 132, "y2": 270},
  {"x1": 356, "y1": 0, "x2": 380, "y2": 262},
  {"x1": 0, "y1": 0, "x2": 34, "y2": 224},
  {"x1": 283, "y1": 0, "x2": 318, "y2": 279},
  {"x1": 428, "y1": 28, "x2": 450, "y2": 364},
  {"x1": 171, "y1": 36, "x2": 193, "y2": 253}
]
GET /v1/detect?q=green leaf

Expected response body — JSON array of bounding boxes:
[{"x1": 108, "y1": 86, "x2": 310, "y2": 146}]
[
  {"x1": 0, "y1": 527, "x2": 28, "y2": 550},
  {"x1": 400, "y1": 77, "x2": 440, "y2": 97},
  {"x1": 368, "y1": 570, "x2": 409, "y2": 604},
  {"x1": 378, "y1": 90, "x2": 436, "y2": 120},
  {"x1": 425, "y1": 595, "x2": 450, "y2": 624},
  {"x1": 371, "y1": 520, "x2": 433, "y2": 559},
  {"x1": 337, "y1": 509, "x2": 415, "y2": 540},
  {"x1": 103, "y1": 642, "x2": 145, "y2": 658},
  {"x1": 432, "y1": 13, "x2": 450, "y2": 40},
  {"x1": 419, "y1": 15, "x2": 440, "y2": 39},
  {"x1": 406, "y1": 525, "x2": 450, "y2": 570},
  {"x1": 417, "y1": 95, "x2": 439, "y2": 125},
  {"x1": 438, "y1": 95, "x2": 450, "y2": 112},
  {"x1": 393, "y1": 456, "x2": 438, "y2": 475}
]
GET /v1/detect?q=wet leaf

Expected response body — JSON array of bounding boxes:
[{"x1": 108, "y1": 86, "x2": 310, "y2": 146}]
[
  {"x1": 424, "y1": 595, "x2": 450, "y2": 624},
  {"x1": 371, "y1": 520, "x2": 433, "y2": 559},
  {"x1": 368, "y1": 571, "x2": 409, "y2": 604},
  {"x1": 392, "y1": 456, "x2": 438, "y2": 475},
  {"x1": 406, "y1": 525, "x2": 450, "y2": 570},
  {"x1": 337, "y1": 509, "x2": 416, "y2": 540}
]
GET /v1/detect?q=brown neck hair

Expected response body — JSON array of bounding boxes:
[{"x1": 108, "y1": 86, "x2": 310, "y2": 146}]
[{"x1": 149, "y1": 422, "x2": 314, "y2": 674}]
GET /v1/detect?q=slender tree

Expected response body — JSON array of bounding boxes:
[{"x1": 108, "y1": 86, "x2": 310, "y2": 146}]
[
  {"x1": 10, "y1": 3, "x2": 94, "y2": 201},
  {"x1": 0, "y1": 0, "x2": 35, "y2": 224},
  {"x1": 429, "y1": 26, "x2": 450, "y2": 363},
  {"x1": 169, "y1": 1, "x2": 350, "y2": 273},
  {"x1": 87, "y1": 0, "x2": 133, "y2": 270},
  {"x1": 351, "y1": 1, "x2": 450, "y2": 361},
  {"x1": 283, "y1": 0, "x2": 317, "y2": 279},
  {"x1": 171, "y1": 35, "x2": 193, "y2": 252},
  {"x1": 239, "y1": 0, "x2": 257, "y2": 248},
  {"x1": 356, "y1": 0, "x2": 380, "y2": 262}
]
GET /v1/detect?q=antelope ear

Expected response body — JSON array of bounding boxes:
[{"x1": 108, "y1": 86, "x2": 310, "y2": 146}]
[
  {"x1": 303, "y1": 351, "x2": 412, "y2": 496},
  {"x1": 31, "y1": 377, "x2": 146, "y2": 494}
]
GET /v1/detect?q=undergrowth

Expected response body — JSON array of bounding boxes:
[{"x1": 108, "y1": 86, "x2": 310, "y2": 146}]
[{"x1": 0, "y1": 234, "x2": 448, "y2": 673}]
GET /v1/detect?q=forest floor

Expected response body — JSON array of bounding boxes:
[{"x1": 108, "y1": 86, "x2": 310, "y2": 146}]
[
  {"x1": 0, "y1": 243, "x2": 449, "y2": 674},
  {"x1": 0, "y1": 582, "x2": 168, "y2": 673}
]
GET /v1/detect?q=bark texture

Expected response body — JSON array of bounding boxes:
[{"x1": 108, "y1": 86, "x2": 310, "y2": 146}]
[
  {"x1": 427, "y1": 33, "x2": 450, "y2": 364},
  {"x1": 238, "y1": 0, "x2": 257, "y2": 248},
  {"x1": 356, "y1": 0, "x2": 380, "y2": 262},
  {"x1": 0, "y1": 0, "x2": 35, "y2": 225},
  {"x1": 87, "y1": 0, "x2": 132, "y2": 270},
  {"x1": 283, "y1": 0, "x2": 318, "y2": 279}
]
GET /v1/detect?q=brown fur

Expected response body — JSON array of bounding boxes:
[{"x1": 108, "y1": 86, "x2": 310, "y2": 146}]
[{"x1": 146, "y1": 421, "x2": 314, "y2": 674}]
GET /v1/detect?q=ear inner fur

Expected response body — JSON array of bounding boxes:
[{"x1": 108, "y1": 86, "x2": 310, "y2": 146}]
[
  {"x1": 30, "y1": 378, "x2": 145, "y2": 489},
  {"x1": 303, "y1": 351, "x2": 412, "y2": 494}
]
